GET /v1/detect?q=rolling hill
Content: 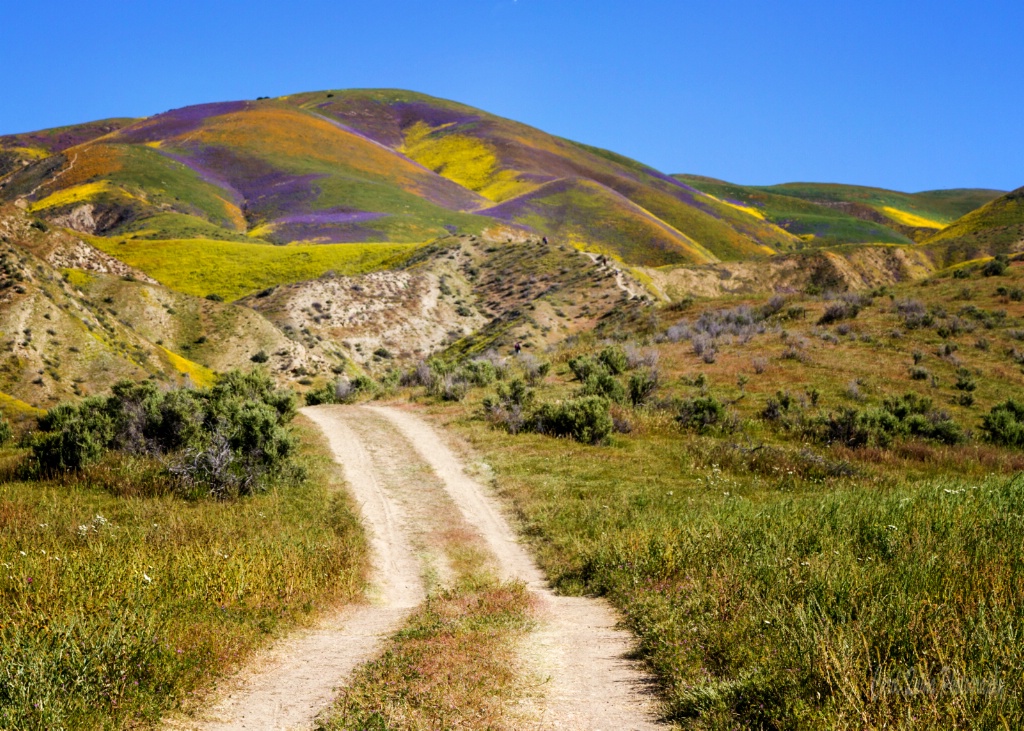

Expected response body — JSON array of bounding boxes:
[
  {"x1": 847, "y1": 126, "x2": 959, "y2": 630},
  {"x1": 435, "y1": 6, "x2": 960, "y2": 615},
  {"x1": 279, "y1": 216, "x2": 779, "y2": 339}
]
[
  {"x1": 677, "y1": 175, "x2": 1004, "y2": 247},
  {"x1": 0, "y1": 87, "x2": 1017, "y2": 413},
  {"x1": 0, "y1": 89, "x2": 809, "y2": 271}
]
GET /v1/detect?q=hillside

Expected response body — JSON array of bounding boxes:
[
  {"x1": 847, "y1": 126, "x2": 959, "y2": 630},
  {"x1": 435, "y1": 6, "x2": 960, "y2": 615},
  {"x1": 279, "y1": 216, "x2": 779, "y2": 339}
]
[
  {"x1": 0, "y1": 205, "x2": 312, "y2": 412},
  {"x1": 678, "y1": 175, "x2": 1003, "y2": 246},
  {"x1": 923, "y1": 186, "x2": 1024, "y2": 265},
  {"x1": 1, "y1": 89, "x2": 806, "y2": 268}
]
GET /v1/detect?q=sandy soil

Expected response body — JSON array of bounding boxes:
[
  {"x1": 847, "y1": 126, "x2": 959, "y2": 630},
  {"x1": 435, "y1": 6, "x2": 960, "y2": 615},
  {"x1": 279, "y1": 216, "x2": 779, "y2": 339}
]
[{"x1": 168, "y1": 404, "x2": 663, "y2": 730}]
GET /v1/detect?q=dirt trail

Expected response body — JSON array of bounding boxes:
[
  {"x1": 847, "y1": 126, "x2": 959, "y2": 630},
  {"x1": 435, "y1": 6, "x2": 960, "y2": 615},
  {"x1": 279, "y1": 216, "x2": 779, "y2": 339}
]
[
  {"x1": 370, "y1": 405, "x2": 663, "y2": 730},
  {"x1": 170, "y1": 405, "x2": 661, "y2": 730}
]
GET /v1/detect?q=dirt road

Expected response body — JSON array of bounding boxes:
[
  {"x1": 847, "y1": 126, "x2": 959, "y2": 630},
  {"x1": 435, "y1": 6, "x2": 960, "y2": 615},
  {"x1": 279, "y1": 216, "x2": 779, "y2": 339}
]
[{"x1": 170, "y1": 404, "x2": 661, "y2": 730}]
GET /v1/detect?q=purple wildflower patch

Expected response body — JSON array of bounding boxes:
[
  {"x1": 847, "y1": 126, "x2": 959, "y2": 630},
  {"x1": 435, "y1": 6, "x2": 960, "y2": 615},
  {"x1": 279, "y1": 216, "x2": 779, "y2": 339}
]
[{"x1": 116, "y1": 101, "x2": 250, "y2": 144}]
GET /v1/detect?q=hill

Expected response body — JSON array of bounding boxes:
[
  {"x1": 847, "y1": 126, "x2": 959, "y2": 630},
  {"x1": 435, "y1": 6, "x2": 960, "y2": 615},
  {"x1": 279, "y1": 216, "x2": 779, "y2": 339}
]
[
  {"x1": 923, "y1": 186, "x2": 1024, "y2": 265},
  {"x1": 677, "y1": 175, "x2": 1003, "y2": 246},
  {"x1": 1, "y1": 89, "x2": 806, "y2": 269},
  {"x1": 0, "y1": 206, "x2": 312, "y2": 412}
]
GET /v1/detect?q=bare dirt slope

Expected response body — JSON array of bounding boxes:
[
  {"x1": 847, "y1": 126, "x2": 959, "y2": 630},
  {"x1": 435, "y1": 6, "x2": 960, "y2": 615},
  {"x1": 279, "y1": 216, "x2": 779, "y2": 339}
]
[{"x1": 168, "y1": 404, "x2": 661, "y2": 730}]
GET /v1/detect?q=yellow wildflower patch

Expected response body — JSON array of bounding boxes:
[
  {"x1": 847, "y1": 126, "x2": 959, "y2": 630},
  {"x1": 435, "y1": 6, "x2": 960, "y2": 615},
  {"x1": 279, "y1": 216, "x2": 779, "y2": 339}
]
[
  {"x1": 0, "y1": 390, "x2": 44, "y2": 417},
  {"x1": 28, "y1": 181, "x2": 120, "y2": 212},
  {"x1": 881, "y1": 206, "x2": 945, "y2": 229},
  {"x1": 60, "y1": 268, "x2": 96, "y2": 289},
  {"x1": 402, "y1": 123, "x2": 530, "y2": 202},
  {"x1": 158, "y1": 346, "x2": 217, "y2": 388},
  {"x1": 8, "y1": 146, "x2": 49, "y2": 160}
]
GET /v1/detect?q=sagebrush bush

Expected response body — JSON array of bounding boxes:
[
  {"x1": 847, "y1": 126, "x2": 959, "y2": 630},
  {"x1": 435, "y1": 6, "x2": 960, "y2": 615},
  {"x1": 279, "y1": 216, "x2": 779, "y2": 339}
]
[
  {"x1": 676, "y1": 395, "x2": 729, "y2": 433},
  {"x1": 534, "y1": 396, "x2": 613, "y2": 445},
  {"x1": 567, "y1": 354, "x2": 605, "y2": 382},
  {"x1": 980, "y1": 400, "x2": 1024, "y2": 447},
  {"x1": 628, "y1": 369, "x2": 659, "y2": 407},
  {"x1": 32, "y1": 371, "x2": 297, "y2": 497},
  {"x1": 579, "y1": 372, "x2": 627, "y2": 404},
  {"x1": 482, "y1": 378, "x2": 534, "y2": 435},
  {"x1": 597, "y1": 345, "x2": 629, "y2": 375}
]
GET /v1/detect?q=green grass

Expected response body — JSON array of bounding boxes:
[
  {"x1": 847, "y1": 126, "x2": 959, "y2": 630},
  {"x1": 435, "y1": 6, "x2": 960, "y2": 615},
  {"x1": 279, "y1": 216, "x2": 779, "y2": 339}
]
[
  {"x1": 924, "y1": 189, "x2": 1024, "y2": 265},
  {"x1": 120, "y1": 212, "x2": 255, "y2": 242},
  {"x1": 759, "y1": 182, "x2": 1001, "y2": 226},
  {"x1": 462, "y1": 423, "x2": 1024, "y2": 728},
  {"x1": 0, "y1": 417, "x2": 366, "y2": 730},
  {"x1": 86, "y1": 237, "x2": 419, "y2": 301}
]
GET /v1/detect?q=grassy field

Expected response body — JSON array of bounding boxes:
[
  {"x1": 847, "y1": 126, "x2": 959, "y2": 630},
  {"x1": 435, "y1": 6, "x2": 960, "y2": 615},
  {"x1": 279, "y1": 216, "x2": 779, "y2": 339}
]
[
  {"x1": 415, "y1": 258, "x2": 1024, "y2": 728},
  {"x1": 86, "y1": 237, "x2": 419, "y2": 301},
  {"x1": 0, "y1": 417, "x2": 366, "y2": 730}
]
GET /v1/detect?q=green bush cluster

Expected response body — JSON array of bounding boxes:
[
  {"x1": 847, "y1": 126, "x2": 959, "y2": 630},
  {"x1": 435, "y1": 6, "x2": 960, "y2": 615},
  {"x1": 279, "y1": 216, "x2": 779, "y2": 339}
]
[
  {"x1": 534, "y1": 396, "x2": 613, "y2": 445},
  {"x1": 304, "y1": 375, "x2": 375, "y2": 406},
  {"x1": 676, "y1": 395, "x2": 730, "y2": 433},
  {"x1": 805, "y1": 394, "x2": 965, "y2": 448},
  {"x1": 31, "y1": 371, "x2": 297, "y2": 497},
  {"x1": 484, "y1": 379, "x2": 612, "y2": 444},
  {"x1": 981, "y1": 399, "x2": 1024, "y2": 447},
  {"x1": 763, "y1": 390, "x2": 965, "y2": 447},
  {"x1": 569, "y1": 345, "x2": 658, "y2": 408}
]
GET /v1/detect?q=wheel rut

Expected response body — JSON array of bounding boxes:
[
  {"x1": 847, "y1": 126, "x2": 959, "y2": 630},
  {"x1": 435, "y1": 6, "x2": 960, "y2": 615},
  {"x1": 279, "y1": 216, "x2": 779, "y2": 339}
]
[{"x1": 167, "y1": 404, "x2": 662, "y2": 730}]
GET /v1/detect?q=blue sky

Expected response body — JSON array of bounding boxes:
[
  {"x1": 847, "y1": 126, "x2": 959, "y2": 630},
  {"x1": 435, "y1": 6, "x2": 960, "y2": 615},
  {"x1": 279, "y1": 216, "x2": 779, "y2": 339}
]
[{"x1": 2, "y1": 0, "x2": 1021, "y2": 192}]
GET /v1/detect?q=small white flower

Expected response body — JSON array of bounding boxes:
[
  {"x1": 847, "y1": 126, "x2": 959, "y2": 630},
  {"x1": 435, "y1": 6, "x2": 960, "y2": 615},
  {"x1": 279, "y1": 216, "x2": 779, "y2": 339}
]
[
  {"x1": 887, "y1": 525, "x2": 897, "y2": 530},
  {"x1": 143, "y1": 573, "x2": 152, "y2": 583},
  {"x1": 19, "y1": 551, "x2": 26, "y2": 556}
]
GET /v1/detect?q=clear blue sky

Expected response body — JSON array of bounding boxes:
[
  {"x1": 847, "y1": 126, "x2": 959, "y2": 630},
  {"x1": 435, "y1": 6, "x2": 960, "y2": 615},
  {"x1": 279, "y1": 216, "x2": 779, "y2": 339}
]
[{"x1": 2, "y1": 0, "x2": 1021, "y2": 192}]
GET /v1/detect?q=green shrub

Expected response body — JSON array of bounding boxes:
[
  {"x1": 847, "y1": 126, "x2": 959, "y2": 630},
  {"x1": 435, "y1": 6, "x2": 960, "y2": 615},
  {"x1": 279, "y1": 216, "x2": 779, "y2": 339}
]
[
  {"x1": 459, "y1": 360, "x2": 498, "y2": 387},
  {"x1": 534, "y1": 396, "x2": 612, "y2": 444},
  {"x1": 806, "y1": 408, "x2": 901, "y2": 448},
  {"x1": 250, "y1": 350, "x2": 269, "y2": 363},
  {"x1": 579, "y1": 373, "x2": 627, "y2": 404},
  {"x1": 881, "y1": 392, "x2": 932, "y2": 420},
  {"x1": 981, "y1": 255, "x2": 1009, "y2": 277},
  {"x1": 597, "y1": 345, "x2": 629, "y2": 375},
  {"x1": 31, "y1": 371, "x2": 296, "y2": 497},
  {"x1": 482, "y1": 379, "x2": 534, "y2": 435},
  {"x1": 676, "y1": 395, "x2": 728, "y2": 433},
  {"x1": 305, "y1": 383, "x2": 339, "y2": 406},
  {"x1": 567, "y1": 355, "x2": 606, "y2": 382},
  {"x1": 628, "y1": 369, "x2": 659, "y2": 407},
  {"x1": 980, "y1": 400, "x2": 1024, "y2": 447},
  {"x1": 0, "y1": 416, "x2": 12, "y2": 446}
]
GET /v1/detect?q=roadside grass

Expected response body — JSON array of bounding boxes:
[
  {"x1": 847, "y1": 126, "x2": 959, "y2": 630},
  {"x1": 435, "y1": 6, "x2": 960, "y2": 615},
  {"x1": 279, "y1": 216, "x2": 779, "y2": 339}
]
[
  {"x1": 0, "y1": 416, "x2": 366, "y2": 730},
  {"x1": 84, "y1": 237, "x2": 419, "y2": 301},
  {"x1": 455, "y1": 419, "x2": 1024, "y2": 729},
  {"x1": 320, "y1": 579, "x2": 533, "y2": 731}
]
